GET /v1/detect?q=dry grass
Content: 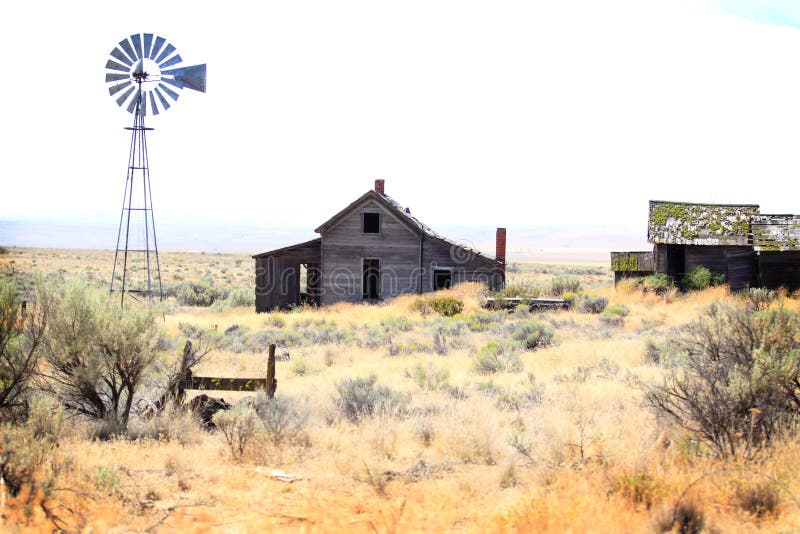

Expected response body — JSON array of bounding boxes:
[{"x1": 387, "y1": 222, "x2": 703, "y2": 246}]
[{"x1": 4, "y1": 247, "x2": 800, "y2": 531}]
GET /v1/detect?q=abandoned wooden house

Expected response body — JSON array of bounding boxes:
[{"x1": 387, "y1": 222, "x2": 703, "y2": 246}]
[
  {"x1": 253, "y1": 180, "x2": 506, "y2": 311},
  {"x1": 611, "y1": 200, "x2": 800, "y2": 291}
]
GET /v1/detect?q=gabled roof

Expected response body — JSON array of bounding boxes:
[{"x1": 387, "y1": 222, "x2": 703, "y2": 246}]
[
  {"x1": 315, "y1": 189, "x2": 497, "y2": 263},
  {"x1": 647, "y1": 200, "x2": 759, "y2": 246}
]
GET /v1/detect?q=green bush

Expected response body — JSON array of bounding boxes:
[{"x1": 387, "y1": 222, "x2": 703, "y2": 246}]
[
  {"x1": 473, "y1": 341, "x2": 523, "y2": 375},
  {"x1": 680, "y1": 267, "x2": 724, "y2": 291},
  {"x1": 549, "y1": 276, "x2": 581, "y2": 297},
  {"x1": 580, "y1": 296, "x2": 608, "y2": 314},
  {"x1": 412, "y1": 295, "x2": 464, "y2": 317},
  {"x1": 173, "y1": 276, "x2": 228, "y2": 306},
  {"x1": 411, "y1": 363, "x2": 450, "y2": 391},
  {"x1": 600, "y1": 303, "x2": 630, "y2": 326},
  {"x1": 643, "y1": 273, "x2": 671, "y2": 294},
  {"x1": 212, "y1": 286, "x2": 255, "y2": 310},
  {"x1": 512, "y1": 320, "x2": 554, "y2": 350},
  {"x1": 335, "y1": 375, "x2": 408, "y2": 422}
]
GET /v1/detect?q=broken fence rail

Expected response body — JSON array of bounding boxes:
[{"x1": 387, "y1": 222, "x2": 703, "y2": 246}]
[{"x1": 184, "y1": 343, "x2": 277, "y2": 397}]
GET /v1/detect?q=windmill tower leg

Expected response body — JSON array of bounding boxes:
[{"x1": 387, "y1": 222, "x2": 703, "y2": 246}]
[{"x1": 110, "y1": 92, "x2": 163, "y2": 306}]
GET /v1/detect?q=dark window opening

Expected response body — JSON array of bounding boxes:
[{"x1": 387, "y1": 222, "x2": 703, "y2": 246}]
[
  {"x1": 363, "y1": 212, "x2": 380, "y2": 233},
  {"x1": 363, "y1": 259, "x2": 380, "y2": 299},
  {"x1": 433, "y1": 269, "x2": 452, "y2": 290}
]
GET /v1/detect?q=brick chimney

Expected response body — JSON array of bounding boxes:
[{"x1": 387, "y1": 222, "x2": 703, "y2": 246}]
[
  {"x1": 495, "y1": 228, "x2": 507, "y2": 286},
  {"x1": 374, "y1": 179, "x2": 385, "y2": 195}
]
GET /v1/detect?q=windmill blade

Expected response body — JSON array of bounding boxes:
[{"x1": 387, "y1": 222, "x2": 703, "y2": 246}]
[
  {"x1": 155, "y1": 43, "x2": 176, "y2": 64},
  {"x1": 139, "y1": 91, "x2": 147, "y2": 116},
  {"x1": 161, "y1": 77, "x2": 184, "y2": 90},
  {"x1": 154, "y1": 86, "x2": 172, "y2": 111},
  {"x1": 130, "y1": 34, "x2": 144, "y2": 59},
  {"x1": 105, "y1": 72, "x2": 129, "y2": 83},
  {"x1": 162, "y1": 64, "x2": 206, "y2": 93},
  {"x1": 105, "y1": 59, "x2": 129, "y2": 73},
  {"x1": 149, "y1": 92, "x2": 160, "y2": 115},
  {"x1": 159, "y1": 53, "x2": 183, "y2": 69},
  {"x1": 150, "y1": 35, "x2": 165, "y2": 59},
  {"x1": 110, "y1": 47, "x2": 133, "y2": 66},
  {"x1": 157, "y1": 83, "x2": 180, "y2": 101},
  {"x1": 115, "y1": 85, "x2": 136, "y2": 107},
  {"x1": 108, "y1": 81, "x2": 132, "y2": 96},
  {"x1": 143, "y1": 33, "x2": 154, "y2": 58},
  {"x1": 118, "y1": 38, "x2": 137, "y2": 64},
  {"x1": 127, "y1": 89, "x2": 142, "y2": 113}
]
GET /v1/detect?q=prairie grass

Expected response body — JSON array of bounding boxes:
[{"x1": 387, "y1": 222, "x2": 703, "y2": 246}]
[{"x1": 5, "y1": 248, "x2": 800, "y2": 531}]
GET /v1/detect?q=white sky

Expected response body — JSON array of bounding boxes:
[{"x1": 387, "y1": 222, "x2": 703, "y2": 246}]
[{"x1": 1, "y1": 0, "x2": 799, "y2": 235}]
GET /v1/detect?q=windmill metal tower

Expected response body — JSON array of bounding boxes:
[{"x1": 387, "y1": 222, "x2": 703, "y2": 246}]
[{"x1": 105, "y1": 33, "x2": 206, "y2": 305}]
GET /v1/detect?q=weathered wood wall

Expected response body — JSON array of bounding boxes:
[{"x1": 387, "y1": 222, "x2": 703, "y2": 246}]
[
  {"x1": 321, "y1": 198, "x2": 421, "y2": 304},
  {"x1": 255, "y1": 240, "x2": 320, "y2": 312},
  {"x1": 759, "y1": 252, "x2": 800, "y2": 290},
  {"x1": 422, "y1": 236, "x2": 500, "y2": 291}
]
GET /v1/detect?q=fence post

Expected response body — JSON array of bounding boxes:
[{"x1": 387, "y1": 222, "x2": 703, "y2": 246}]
[{"x1": 267, "y1": 344, "x2": 277, "y2": 398}]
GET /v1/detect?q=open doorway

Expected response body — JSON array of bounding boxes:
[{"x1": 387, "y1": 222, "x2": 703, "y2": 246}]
[
  {"x1": 433, "y1": 268, "x2": 452, "y2": 290},
  {"x1": 666, "y1": 245, "x2": 686, "y2": 280},
  {"x1": 363, "y1": 259, "x2": 380, "y2": 299}
]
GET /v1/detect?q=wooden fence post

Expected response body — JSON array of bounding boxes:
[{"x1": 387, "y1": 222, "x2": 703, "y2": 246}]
[{"x1": 267, "y1": 344, "x2": 277, "y2": 398}]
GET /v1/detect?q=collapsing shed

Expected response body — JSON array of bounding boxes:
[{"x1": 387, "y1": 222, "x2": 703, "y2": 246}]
[{"x1": 611, "y1": 200, "x2": 800, "y2": 291}]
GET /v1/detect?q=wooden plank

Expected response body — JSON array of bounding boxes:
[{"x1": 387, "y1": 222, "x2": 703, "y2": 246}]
[{"x1": 187, "y1": 376, "x2": 267, "y2": 392}]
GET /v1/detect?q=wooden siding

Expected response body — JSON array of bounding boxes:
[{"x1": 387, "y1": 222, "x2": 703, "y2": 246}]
[
  {"x1": 254, "y1": 239, "x2": 321, "y2": 312},
  {"x1": 724, "y1": 250, "x2": 756, "y2": 291},
  {"x1": 321, "y1": 198, "x2": 421, "y2": 305},
  {"x1": 255, "y1": 257, "x2": 300, "y2": 311},
  {"x1": 422, "y1": 236, "x2": 499, "y2": 291},
  {"x1": 759, "y1": 252, "x2": 800, "y2": 290}
]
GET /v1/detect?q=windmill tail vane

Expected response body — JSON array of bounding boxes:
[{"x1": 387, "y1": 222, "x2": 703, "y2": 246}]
[{"x1": 107, "y1": 33, "x2": 205, "y2": 305}]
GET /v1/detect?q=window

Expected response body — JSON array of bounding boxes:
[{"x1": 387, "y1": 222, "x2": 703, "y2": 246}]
[
  {"x1": 433, "y1": 269, "x2": 452, "y2": 290},
  {"x1": 363, "y1": 212, "x2": 380, "y2": 233},
  {"x1": 363, "y1": 259, "x2": 380, "y2": 299}
]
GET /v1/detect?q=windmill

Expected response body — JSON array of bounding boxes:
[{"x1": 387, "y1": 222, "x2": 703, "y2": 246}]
[{"x1": 105, "y1": 33, "x2": 206, "y2": 305}]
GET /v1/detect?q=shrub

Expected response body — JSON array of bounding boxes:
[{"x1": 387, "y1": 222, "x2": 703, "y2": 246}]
[
  {"x1": 335, "y1": 375, "x2": 408, "y2": 422},
  {"x1": 644, "y1": 302, "x2": 800, "y2": 458},
  {"x1": 734, "y1": 480, "x2": 780, "y2": 519},
  {"x1": 174, "y1": 276, "x2": 227, "y2": 306},
  {"x1": 0, "y1": 276, "x2": 48, "y2": 420},
  {"x1": 747, "y1": 287, "x2": 779, "y2": 311},
  {"x1": 512, "y1": 320, "x2": 554, "y2": 350},
  {"x1": 39, "y1": 281, "x2": 162, "y2": 430},
  {"x1": 643, "y1": 273, "x2": 671, "y2": 294},
  {"x1": 0, "y1": 424, "x2": 59, "y2": 504},
  {"x1": 253, "y1": 393, "x2": 309, "y2": 447},
  {"x1": 212, "y1": 286, "x2": 255, "y2": 310},
  {"x1": 680, "y1": 267, "x2": 723, "y2": 291},
  {"x1": 213, "y1": 405, "x2": 261, "y2": 461},
  {"x1": 412, "y1": 296, "x2": 464, "y2": 317},
  {"x1": 411, "y1": 363, "x2": 450, "y2": 391},
  {"x1": 580, "y1": 296, "x2": 608, "y2": 314},
  {"x1": 600, "y1": 304, "x2": 629, "y2": 326},
  {"x1": 549, "y1": 276, "x2": 581, "y2": 297},
  {"x1": 473, "y1": 342, "x2": 523, "y2": 375}
]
